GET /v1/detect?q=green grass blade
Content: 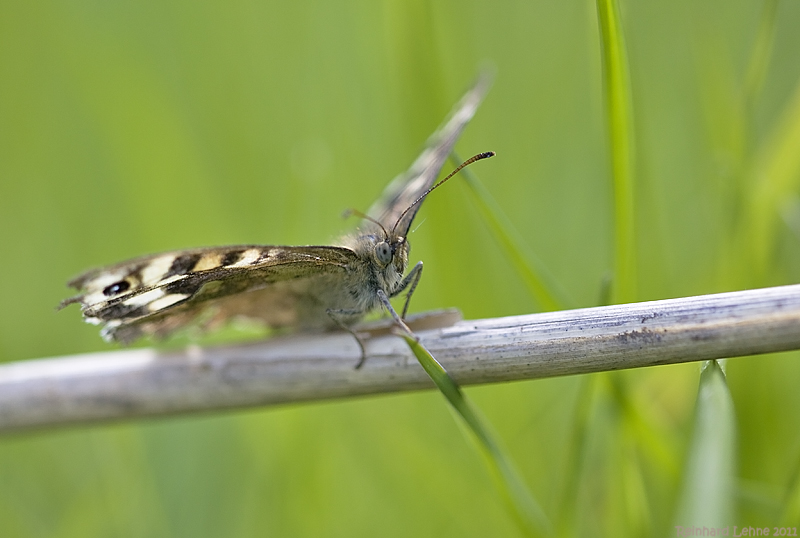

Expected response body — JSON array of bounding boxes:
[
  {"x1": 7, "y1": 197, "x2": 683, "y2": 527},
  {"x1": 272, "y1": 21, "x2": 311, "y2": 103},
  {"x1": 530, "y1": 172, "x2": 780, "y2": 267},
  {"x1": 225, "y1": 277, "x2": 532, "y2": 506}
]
[
  {"x1": 554, "y1": 376, "x2": 595, "y2": 536},
  {"x1": 743, "y1": 0, "x2": 779, "y2": 110},
  {"x1": 779, "y1": 448, "x2": 800, "y2": 525},
  {"x1": 746, "y1": 79, "x2": 800, "y2": 278},
  {"x1": 452, "y1": 152, "x2": 573, "y2": 311},
  {"x1": 596, "y1": 0, "x2": 637, "y2": 303},
  {"x1": 673, "y1": 360, "x2": 736, "y2": 529},
  {"x1": 402, "y1": 335, "x2": 553, "y2": 538}
]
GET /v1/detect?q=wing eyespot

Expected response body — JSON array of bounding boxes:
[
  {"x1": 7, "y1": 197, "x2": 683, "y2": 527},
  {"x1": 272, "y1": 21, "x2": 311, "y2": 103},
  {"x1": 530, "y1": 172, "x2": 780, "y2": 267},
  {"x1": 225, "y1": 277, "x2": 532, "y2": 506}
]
[{"x1": 103, "y1": 281, "x2": 130, "y2": 296}]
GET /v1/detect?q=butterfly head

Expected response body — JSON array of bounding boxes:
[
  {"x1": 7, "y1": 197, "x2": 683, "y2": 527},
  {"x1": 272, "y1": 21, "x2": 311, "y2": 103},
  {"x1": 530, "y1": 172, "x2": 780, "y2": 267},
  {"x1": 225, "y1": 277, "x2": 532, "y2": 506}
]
[
  {"x1": 344, "y1": 209, "x2": 409, "y2": 273},
  {"x1": 372, "y1": 231, "x2": 409, "y2": 274}
]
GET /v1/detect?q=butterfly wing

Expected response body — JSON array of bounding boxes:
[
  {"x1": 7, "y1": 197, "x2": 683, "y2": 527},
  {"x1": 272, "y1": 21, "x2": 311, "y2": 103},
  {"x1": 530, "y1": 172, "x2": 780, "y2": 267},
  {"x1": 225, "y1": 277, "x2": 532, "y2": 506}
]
[
  {"x1": 366, "y1": 73, "x2": 492, "y2": 236},
  {"x1": 62, "y1": 245, "x2": 358, "y2": 343}
]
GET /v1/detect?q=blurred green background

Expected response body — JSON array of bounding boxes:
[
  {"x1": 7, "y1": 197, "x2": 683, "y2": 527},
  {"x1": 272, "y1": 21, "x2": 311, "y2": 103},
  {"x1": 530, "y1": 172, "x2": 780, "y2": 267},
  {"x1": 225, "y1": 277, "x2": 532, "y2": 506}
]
[{"x1": 2, "y1": 0, "x2": 800, "y2": 536}]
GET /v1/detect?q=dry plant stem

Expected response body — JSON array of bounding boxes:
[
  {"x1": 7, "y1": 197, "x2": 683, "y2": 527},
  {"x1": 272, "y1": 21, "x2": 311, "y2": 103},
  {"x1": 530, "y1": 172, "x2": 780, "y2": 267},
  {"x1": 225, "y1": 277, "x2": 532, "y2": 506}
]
[{"x1": 3, "y1": 284, "x2": 800, "y2": 433}]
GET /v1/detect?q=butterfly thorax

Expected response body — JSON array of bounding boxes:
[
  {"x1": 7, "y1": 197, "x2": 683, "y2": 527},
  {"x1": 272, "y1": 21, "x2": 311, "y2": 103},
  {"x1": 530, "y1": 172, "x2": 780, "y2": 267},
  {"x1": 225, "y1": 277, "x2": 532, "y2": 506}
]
[{"x1": 285, "y1": 231, "x2": 409, "y2": 331}]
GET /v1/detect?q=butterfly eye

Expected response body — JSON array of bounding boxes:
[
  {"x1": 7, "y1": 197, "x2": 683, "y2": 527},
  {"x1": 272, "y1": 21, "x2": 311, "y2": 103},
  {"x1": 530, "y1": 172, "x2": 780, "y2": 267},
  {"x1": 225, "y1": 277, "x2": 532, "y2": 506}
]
[
  {"x1": 103, "y1": 281, "x2": 130, "y2": 296},
  {"x1": 375, "y1": 242, "x2": 393, "y2": 266}
]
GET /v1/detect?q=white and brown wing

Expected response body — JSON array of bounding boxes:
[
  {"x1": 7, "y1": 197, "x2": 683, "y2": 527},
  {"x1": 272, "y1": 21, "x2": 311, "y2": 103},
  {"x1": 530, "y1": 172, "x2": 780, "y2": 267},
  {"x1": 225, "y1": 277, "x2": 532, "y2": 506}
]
[
  {"x1": 366, "y1": 73, "x2": 492, "y2": 236},
  {"x1": 61, "y1": 245, "x2": 357, "y2": 343}
]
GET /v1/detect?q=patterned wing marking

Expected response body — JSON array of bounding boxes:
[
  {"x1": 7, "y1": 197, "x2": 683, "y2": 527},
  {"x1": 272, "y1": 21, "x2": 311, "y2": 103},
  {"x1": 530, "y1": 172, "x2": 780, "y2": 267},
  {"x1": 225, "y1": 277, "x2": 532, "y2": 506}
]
[{"x1": 62, "y1": 245, "x2": 358, "y2": 342}]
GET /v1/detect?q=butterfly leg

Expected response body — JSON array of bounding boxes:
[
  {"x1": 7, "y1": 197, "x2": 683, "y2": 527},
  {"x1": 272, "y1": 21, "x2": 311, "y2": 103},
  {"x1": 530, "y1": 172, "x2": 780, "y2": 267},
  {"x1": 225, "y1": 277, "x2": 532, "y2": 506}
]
[
  {"x1": 376, "y1": 289, "x2": 415, "y2": 338},
  {"x1": 326, "y1": 308, "x2": 370, "y2": 369},
  {"x1": 391, "y1": 261, "x2": 423, "y2": 319}
]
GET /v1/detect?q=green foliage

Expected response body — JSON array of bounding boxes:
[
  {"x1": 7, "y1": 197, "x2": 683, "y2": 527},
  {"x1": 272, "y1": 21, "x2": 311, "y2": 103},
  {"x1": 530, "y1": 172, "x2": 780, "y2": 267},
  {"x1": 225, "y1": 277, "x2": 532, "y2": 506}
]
[
  {"x1": 2, "y1": 0, "x2": 800, "y2": 536},
  {"x1": 597, "y1": 0, "x2": 637, "y2": 303},
  {"x1": 674, "y1": 361, "x2": 736, "y2": 528},
  {"x1": 402, "y1": 334, "x2": 551, "y2": 537}
]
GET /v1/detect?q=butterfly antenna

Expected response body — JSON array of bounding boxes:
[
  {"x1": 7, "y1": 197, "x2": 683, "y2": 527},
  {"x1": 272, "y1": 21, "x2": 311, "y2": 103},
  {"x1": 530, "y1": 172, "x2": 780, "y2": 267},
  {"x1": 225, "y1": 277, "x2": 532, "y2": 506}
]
[
  {"x1": 343, "y1": 208, "x2": 389, "y2": 237},
  {"x1": 391, "y1": 151, "x2": 496, "y2": 236}
]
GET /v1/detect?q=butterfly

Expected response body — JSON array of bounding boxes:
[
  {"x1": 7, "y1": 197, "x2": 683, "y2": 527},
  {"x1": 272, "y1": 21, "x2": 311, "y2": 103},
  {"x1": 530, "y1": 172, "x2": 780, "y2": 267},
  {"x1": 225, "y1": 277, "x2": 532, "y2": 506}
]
[{"x1": 61, "y1": 75, "x2": 493, "y2": 367}]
